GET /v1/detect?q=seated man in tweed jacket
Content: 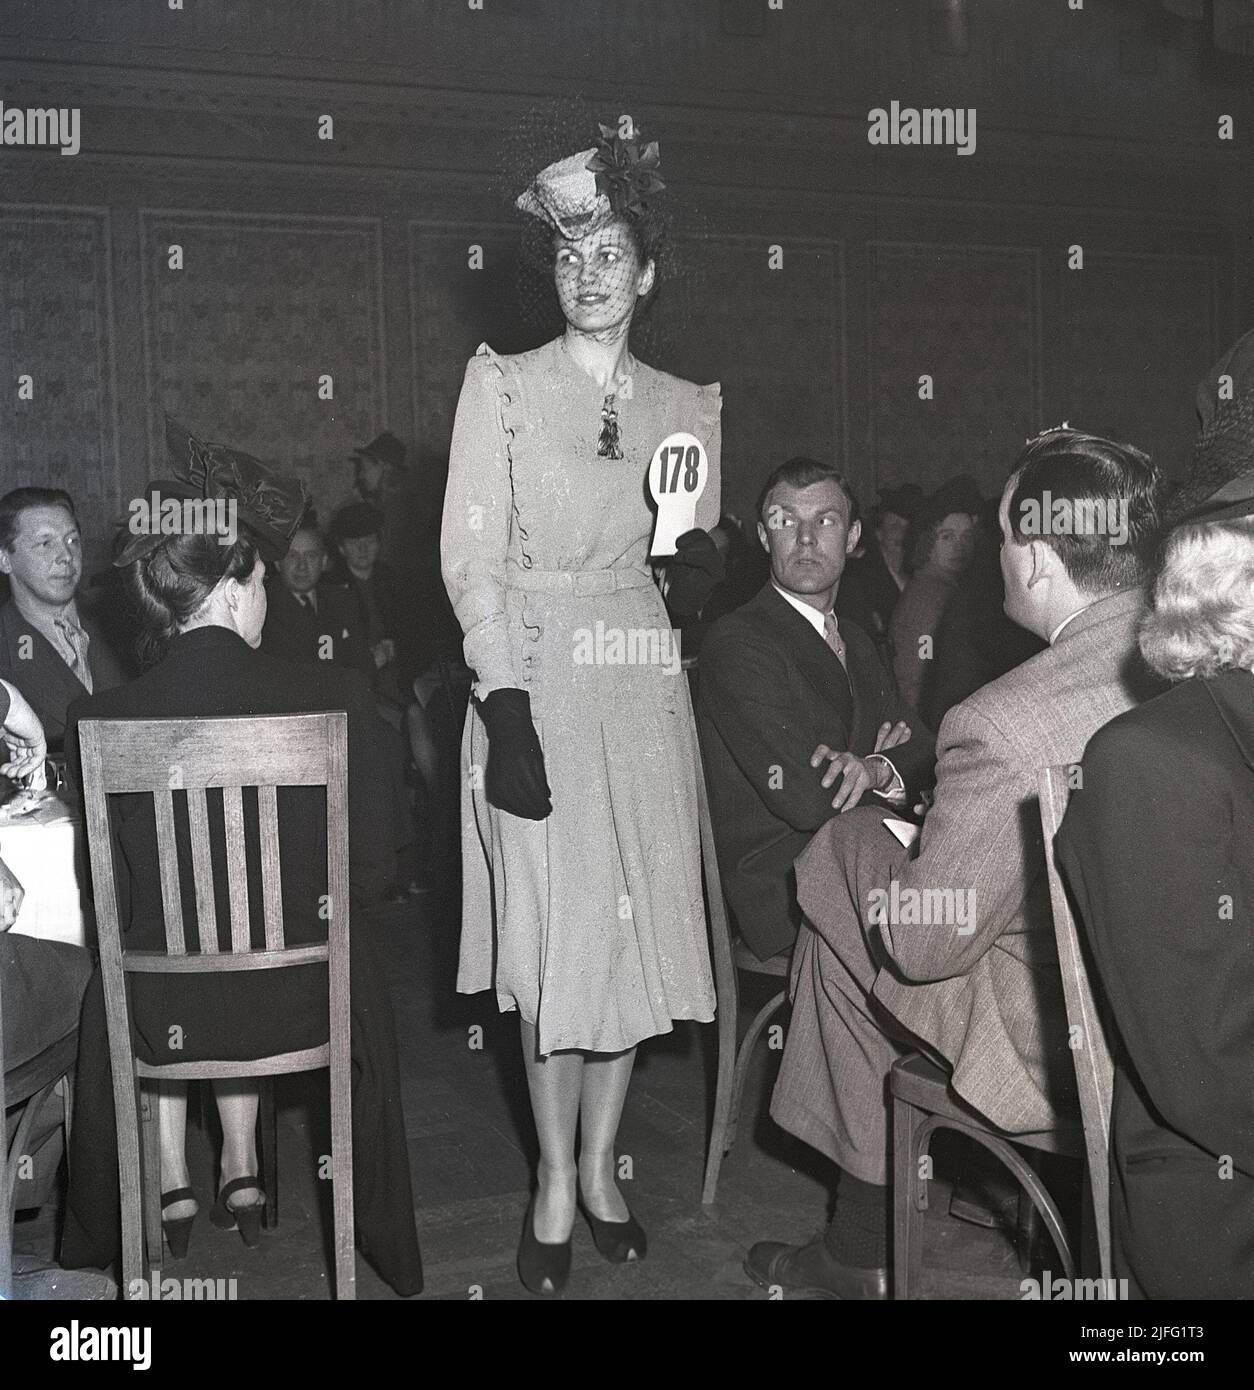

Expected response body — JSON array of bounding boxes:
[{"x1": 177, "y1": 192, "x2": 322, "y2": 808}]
[{"x1": 746, "y1": 429, "x2": 1165, "y2": 1299}]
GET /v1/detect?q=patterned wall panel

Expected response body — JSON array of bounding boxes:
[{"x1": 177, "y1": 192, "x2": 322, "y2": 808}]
[
  {"x1": 0, "y1": 205, "x2": 117, "y2": 520},
  {"x1": 868, "y1": 243, "x2": 1041, "y2": 497},
  {"x1": 1057, "y1": 251, "x2": 1217, "y2": 479},
  {"x1": 139, "y1": 211, "x2": 385, "y2": 520},
  {"x1": 410, "y1": 224, "x2": 846, "y2": 522},
  {"x1": 670, "y1": 236, "x2": 845, "y2": 520}
]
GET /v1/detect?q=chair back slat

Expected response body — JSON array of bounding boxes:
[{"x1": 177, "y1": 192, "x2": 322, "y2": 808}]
[
  {"x1": 79, "y1": 713, "x2": 341, "y2": 965},
  {"x1": 257, "y1": 784, "x2": 285, "y2": 951},
  {"x1": 86, "y1": 716, "x2": 332, "y2": 792},
  {"x1": 1038, "y1": 764, "x2": 1114, "y2": 1282},
  {"x1": 152, "y1": 789, "x2": 186, "y2": 955},
  {"x1": 221, "y1": 786, "x2": 252, "y2": 953},
  {"x1": 185, "y1": 788, "x2": 219, "y2": 955}
]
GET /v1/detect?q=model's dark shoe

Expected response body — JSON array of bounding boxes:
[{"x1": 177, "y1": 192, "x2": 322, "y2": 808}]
[
  {"x1": 518, "y1": 1197, "x2": 572, "y2": 1297},
  {"x1": 744, "y1": 1237, "x2": 888, "y2": 1300},
  {"x1": 578, "y1": 1192, "x2": 647, "y2": 1263},
  {"x1": 209, "y1": 1177, "x2": 266, "y2": 1249},
  {"x1": 160, "y1": 1187, "x2": 198, "y2": 1260}
]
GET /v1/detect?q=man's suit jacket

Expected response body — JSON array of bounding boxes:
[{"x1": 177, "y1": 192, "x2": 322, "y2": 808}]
[
  {"x1": 261, "y1": 578, "x2": 375, "y2": 681},
  {"x1": 1058, "y1": 670, "x2": 1254, "y2": 1298},
  {"x1": 797, "y1": 587, "x2": 1163, "y2": 1135},
  {"x1": 0, "y1": 598, "x2": 126, "y2": 752},
  {"x1": 697, "y1": 582, "x2": 935, "y2": 960}
]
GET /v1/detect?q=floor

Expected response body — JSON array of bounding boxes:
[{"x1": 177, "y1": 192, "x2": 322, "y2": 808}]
[{"x1": 13, "y1": 883, "x2": 1075, "y2": 1301}]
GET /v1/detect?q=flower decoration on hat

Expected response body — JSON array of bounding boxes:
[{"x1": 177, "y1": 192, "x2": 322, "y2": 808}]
[
  {"x1": 515, "y1": 119, "x2": 664, "y2": 240},
  {"x1": 113, "y1": 416, "x2": 307, "y2": 567},
  {"x1": 585, "y1": 119, "x2": 665, "y2": 220}
]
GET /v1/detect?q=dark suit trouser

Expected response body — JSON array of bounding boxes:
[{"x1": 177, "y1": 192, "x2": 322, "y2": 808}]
[{"x1": 770, "y1": 808, "x2": 918, "y2": 1186}]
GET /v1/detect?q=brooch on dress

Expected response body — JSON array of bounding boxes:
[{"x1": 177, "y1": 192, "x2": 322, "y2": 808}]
[{"x1": 597, "y1": 395, "x2": 623, "y2": 459}]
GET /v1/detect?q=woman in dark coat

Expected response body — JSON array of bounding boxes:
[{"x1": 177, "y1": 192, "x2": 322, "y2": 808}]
[
  {"x1": 60, "y1": 426, "x2": 422, "y2": 1296},
  {"x1": 1057, "y1": 334, "x2": 1254, "y2": 1298}
]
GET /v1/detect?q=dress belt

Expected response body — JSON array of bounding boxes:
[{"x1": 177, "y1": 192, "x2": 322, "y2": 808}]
[{"x1": 505, "y1": 566, "x2": 655, "y2": 597}]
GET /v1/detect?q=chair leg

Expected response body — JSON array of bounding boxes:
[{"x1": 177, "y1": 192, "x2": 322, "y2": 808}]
[
  {"x1": 893, "y1": 1101, "x2": 933, "y2": 1300},
  {"x1": 329, "y1": 1058, "x2": 356, "y2": 1300},
  {"x1": 116, "y1": 1079, "x2": 146, "y2": 1299},
  {"x1": 701, "y1": 964, "x2": 739, "y2": 1206},
  {"x1": 725, "y1": 991, "x2": 787, "y2": 1154},
  {"x1": 1016, "y1": 1189, "x2": 1043, "y2": 1273},
  {"x1": 957, "y1": 1131, "x2": 1075, "y2": 1280},
  {"x1": 259, "y1": 1076, "x2": 278, "y2": 1230},
  {"x1": 139, "y1": 1080, "x2": 163, "y2": 1280}
]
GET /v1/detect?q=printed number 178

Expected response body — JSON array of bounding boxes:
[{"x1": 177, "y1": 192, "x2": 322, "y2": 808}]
[{"x1": 659, "y1": 445, "x2": 701, "y2": 493}]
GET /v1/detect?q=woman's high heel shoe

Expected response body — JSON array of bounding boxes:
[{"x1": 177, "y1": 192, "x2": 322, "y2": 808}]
[
  {"x1": 209, "y1": 1177, "x2": 266, "y2": 1249},
  {"x1": 160, "y1": 1187, "x2": 198, "y2": 1260},
  {"x1": 579, "y1": 1190, "x2": 647, "y2": 1264},
  {"x1": 518, "y1": 1197, "x2": 572, "y2": 1297}
]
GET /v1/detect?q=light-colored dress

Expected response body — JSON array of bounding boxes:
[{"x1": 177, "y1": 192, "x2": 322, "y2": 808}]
[{"x1": 441, "y1": 335, "x2": 721, "y2": 1054}]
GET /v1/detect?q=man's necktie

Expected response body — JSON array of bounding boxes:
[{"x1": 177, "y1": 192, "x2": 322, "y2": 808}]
[
  {"x1": 822, "y1": 611, "x2": 847, "y2": 669},
  {"x1": 54, "y1": 616, "x2": 92, "y2": 693}
]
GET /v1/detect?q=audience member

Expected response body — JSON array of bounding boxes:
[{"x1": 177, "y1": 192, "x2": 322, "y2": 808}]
[
  {"x1": 697, "y1": 457, "x2": 936, "y2": 963},
  {"x1": 59, "y1": 423, "x2": 422, "y2": 1296},
  {"x1": 261, "y1": 513, "x2": 374, "y2": 679},
  {"x1": 1057, "y1": 329, "x2": 1254, "y2": 1298},
  {"x1": 328, "y1": 501, "x2": 411, "y2": 720},
  {"x1": 0, "y1": 488, "x2": 126, "y2": 757},
  {"x1": 327, "y1": 502, "x2": 423, "y2": 899},
  {"x1": 836, "y1": 483, "x2": 920, "y2": 665},
  {"x1": 889, "y1": 476, "x2": 983, "y2": 726},
  {"x1": 745, "y1": 429, "x2": 1164, "y2": 1299},
  {"x1": 344, "y1": 431, "x2": 419, "y2": 583}
]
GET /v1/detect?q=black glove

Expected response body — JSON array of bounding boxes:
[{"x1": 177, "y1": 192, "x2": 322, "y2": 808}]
[
  {"x1": 477, "y1": 687, "x2": 552, "y2": 820},
  {"x1": 663, "y1": 528, "x2": 726, "y2": 616}
]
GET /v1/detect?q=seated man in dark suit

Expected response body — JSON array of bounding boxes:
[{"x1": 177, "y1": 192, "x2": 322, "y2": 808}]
[
  {"x1": 0, "y1": 488, "x2": 126, "y2": 759},
  {"x1": 261, "y1": 515, "x2": 375, "y2": 680},
  {"x1": 697, "y1": 457, "x2": 936, "y2": 963}
]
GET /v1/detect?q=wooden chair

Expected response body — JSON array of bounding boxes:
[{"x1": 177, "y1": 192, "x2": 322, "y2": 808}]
[
  {"x1": 891, "y1": 1053, "x2": 1083, "y2": 1298},
  {"x1": 1038, "y1": 763, "x2": 1115, "y2": 1281},
  {"x1": 689, "y1": 683, "x2": 790, "y2": 1205},
  {"x1": 78, "y1": 712, "x2": 356, "y2": 1300}
]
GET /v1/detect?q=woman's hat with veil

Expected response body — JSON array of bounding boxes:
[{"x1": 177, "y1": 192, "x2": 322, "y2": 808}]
[{"x1": 1166, "y1": 328, "x2": 1254, "y2": 526}]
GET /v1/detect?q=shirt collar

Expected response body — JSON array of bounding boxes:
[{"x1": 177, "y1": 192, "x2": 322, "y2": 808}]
[
  {"x1": 1049, "y1": 606, "x2": 1087, "y2": 646},
  {"x1": 772, "y1": 581, "x2": 831, "y2": 637}
]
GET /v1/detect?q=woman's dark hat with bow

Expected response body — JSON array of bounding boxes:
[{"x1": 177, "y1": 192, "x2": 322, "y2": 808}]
[
  {"x1": 876, "y1": 483, "x2": 924, "y2": 522},
  {"x1": 923, "y1": 475, "x2": 983, "y2": 524},
  {"x1": 330, "y1": 501, "x2": 385, "y2": 542},
  {"x1": 1166, "y1": 327, "x2": 1254, "y2": 527},
  {"x1": 113, "y1": 416, "x2": 308, "y2": 567},
  {"x1": 352, "y1": 431, "x2": 408, "y2": 473}
]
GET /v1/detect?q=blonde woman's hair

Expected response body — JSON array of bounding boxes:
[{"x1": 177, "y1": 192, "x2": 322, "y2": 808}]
[{"x1": 1139, "y1": 516, "x2": 1254, "y2": 680}]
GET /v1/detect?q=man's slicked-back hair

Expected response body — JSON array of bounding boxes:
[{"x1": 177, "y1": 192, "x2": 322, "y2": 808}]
[
  {"x1": 756, "y1": 456, "x2": 860, "y2": 530},
  {"x1": 1005, "y1": 429, "x2": 1162, "y2": 593},
  {"x1": 0, "y1": 486, "x2": 78, "y2": 551}
]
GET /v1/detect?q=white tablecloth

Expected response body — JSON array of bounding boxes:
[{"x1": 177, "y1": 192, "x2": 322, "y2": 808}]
[{"x1": 0, "y1": 793, "x2": 91, "y2": 949}]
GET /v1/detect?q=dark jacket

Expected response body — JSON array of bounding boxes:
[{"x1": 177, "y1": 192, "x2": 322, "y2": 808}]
[
  {"x1": 1058, "y1": 668, "x2": 1254, "y2": 1299},
  {"x1": 697, "y1": 582, "x2": 935, "y2": 959},
  {"x1": 261, "y1": 577, "x2": 375, "y2": 681},
  {"x1": 0, "y1": 598, "x2": 126, "y2": 752}
]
